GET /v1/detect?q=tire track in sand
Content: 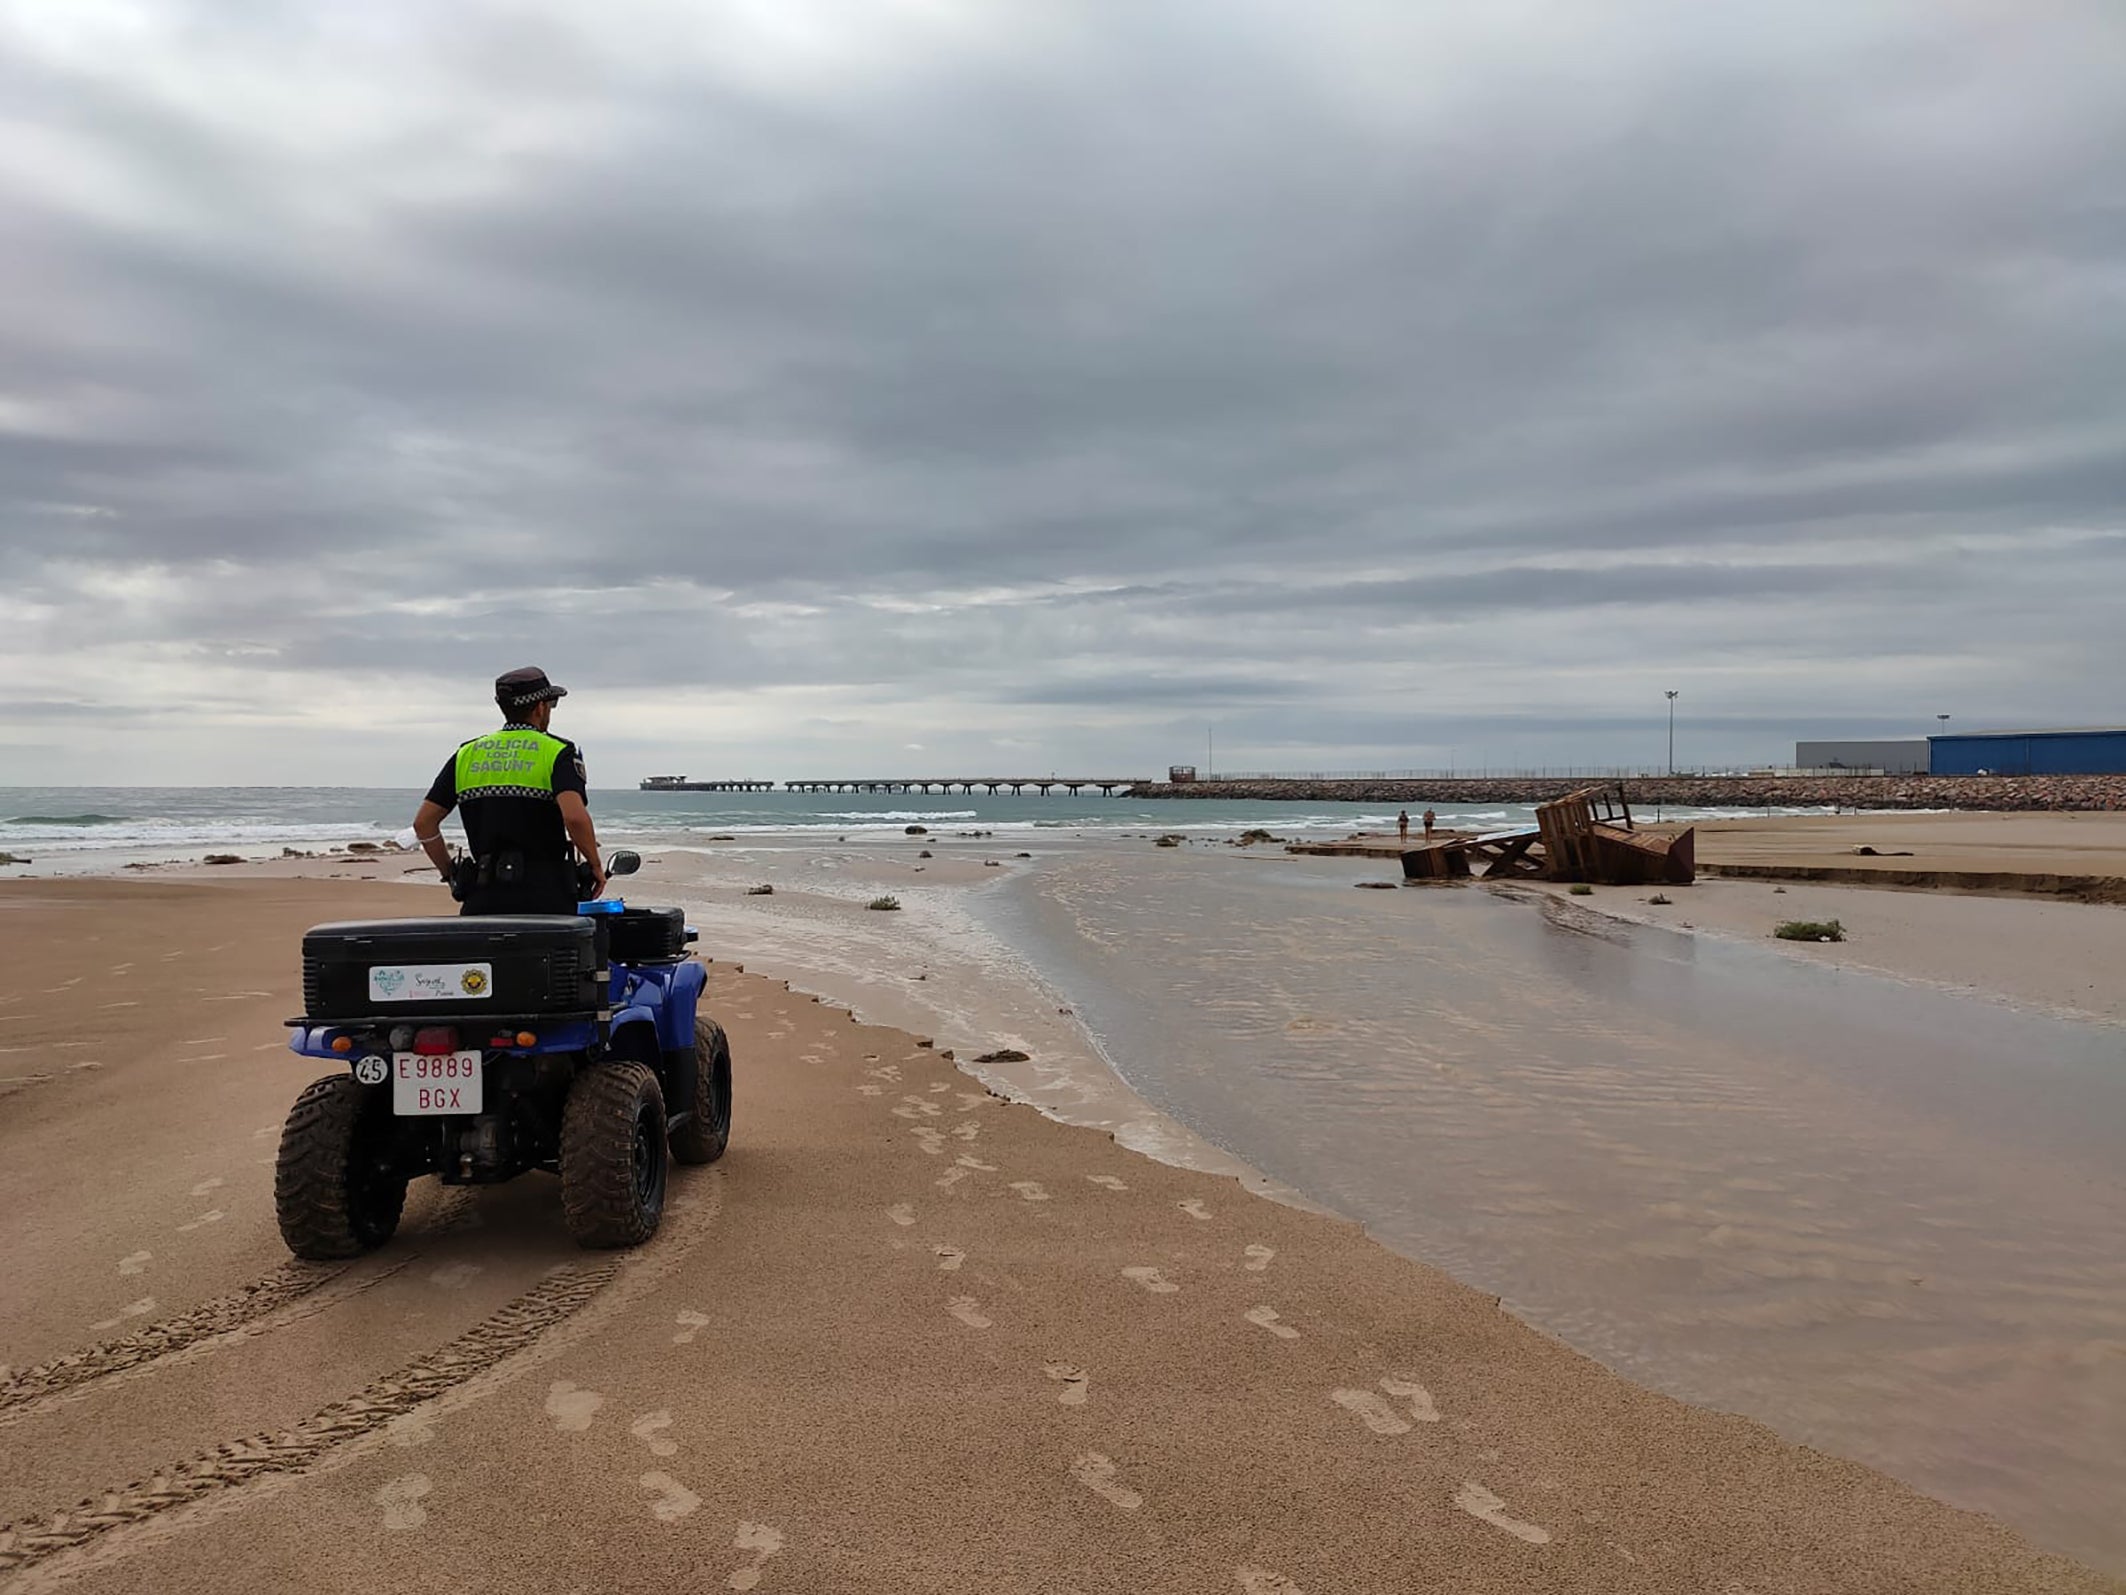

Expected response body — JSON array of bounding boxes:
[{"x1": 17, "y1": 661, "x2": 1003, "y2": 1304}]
[
  {"x1": 0, "y1": 1177, "x2": 724, "y2": 1589},
  {"x1": 0, "y1": 1192, "x2": 477, "y2": 1429}
]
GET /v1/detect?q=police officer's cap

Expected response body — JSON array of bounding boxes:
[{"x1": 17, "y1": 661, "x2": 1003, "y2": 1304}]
[{"x1": 495, "y1": 666, "x2": 568, "y2": 708}]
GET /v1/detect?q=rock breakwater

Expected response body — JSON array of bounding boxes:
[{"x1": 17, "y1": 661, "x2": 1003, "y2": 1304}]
[{"x1": 1129, "y1": 776, "x2": 2126, "y2": 812}]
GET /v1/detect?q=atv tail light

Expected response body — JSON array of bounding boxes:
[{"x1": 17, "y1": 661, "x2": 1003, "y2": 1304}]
[
  {"x1": 413, "y1": 1026, "x2": 460, "y2": 1056},
  {"x1": 330, "y1": 1035, "x2": 354, "y2": 1053},
  {"x1": 516, "y1": 1031, "x2": 538, "y2": 1047}
]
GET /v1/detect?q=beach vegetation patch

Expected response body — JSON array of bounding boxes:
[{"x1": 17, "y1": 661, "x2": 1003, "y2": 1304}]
[
  {"x1": 1568, "y1": 883, "x2": 1593, "y2": 896},
  {"x1": 1774, "y1": 919, "x2": 1844, "y2": 942},
  {"x1": 1647, "y1": 893, "x2": 1672, "y2": 905},
  {"x1": 867, "y1": 895, "x2": 902, "y2": 911}
]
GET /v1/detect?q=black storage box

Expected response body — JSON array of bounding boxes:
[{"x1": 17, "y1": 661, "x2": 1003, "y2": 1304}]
[
  {"x1": 605, "y1": 906, "x2": 690, "y2": 963},
  {"x1": 301, "y1": 916, "x2": 603, "y2": 1020}
]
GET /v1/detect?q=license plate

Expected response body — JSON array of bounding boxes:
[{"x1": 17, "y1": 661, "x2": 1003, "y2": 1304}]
[{"x1": 393, "y1": 1051, "x2": 484, "y2": 1115}]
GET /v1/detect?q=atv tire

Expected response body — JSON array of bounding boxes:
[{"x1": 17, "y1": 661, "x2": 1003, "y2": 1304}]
[
  {"x1": 669, "y1": 1016, "x2": 733, "y2": 1166},
  {"x1": 560, "y1": 1062, "x2": 669, "y2": 1248},
  {"x1": 275, "y1": 1074, "x2": 407, "y2": 1260}
]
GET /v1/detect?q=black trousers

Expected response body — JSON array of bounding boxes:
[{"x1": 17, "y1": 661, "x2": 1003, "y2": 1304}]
[{"x1": 458, "y1": 857, "x2": 580, "y2": 917}]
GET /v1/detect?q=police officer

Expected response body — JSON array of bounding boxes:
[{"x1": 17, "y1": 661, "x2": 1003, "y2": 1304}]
[{"x1": 411, "y1": 667, "x2": 605, "y2": 914}]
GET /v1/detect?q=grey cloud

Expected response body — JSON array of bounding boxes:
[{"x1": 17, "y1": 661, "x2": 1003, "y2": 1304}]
[{"x1": 2, "y1": 1, "x2": 2123, "y2": 780}]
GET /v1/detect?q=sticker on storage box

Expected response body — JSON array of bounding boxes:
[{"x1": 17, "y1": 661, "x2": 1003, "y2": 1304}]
[{"x1": 367, "y1": 962, "x2": 494, "y2": 1002}]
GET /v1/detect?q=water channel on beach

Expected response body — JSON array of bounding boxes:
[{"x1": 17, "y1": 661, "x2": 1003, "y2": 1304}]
[{"x1": 978, "y1": 845, "x2": 2126, "y2": 1573}]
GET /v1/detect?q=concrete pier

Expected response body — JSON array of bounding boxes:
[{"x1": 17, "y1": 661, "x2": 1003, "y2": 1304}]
[{"x1": 780, "y1": 778, "x2": 1146, "y2": 796}]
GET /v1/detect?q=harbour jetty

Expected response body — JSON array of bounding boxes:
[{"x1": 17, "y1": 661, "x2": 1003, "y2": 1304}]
[
  {"x1": 1128, "y1": 774, "x2": 2126, "y2": 812},
  {"x1": 639, "y1": 776, "x2": 777, "y2": 791},
  {"x1": 781, "y1": 777, "x2": 1146, "y2": 795}
]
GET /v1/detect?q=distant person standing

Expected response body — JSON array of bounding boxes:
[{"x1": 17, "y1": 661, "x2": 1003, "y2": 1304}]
[
  {"x1": 1423, "y1": 808, "x2": 1437, "y2": 839},
  {"x1": 411, "y1": 666, "x2": 605, "y2": 915},
  {"x1": 1397, "y1": 809, "x2": 1410, "y2": 843}
]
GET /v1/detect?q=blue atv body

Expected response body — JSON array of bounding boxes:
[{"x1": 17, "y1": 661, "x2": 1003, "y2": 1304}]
[{"x1": 276, "y1": 875, "x2": 731, "y2": 1258}]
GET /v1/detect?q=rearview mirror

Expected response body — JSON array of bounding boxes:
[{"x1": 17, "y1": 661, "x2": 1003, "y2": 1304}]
[{"x1": 606, "y1": 849, "x2": 642, "y2": 877}]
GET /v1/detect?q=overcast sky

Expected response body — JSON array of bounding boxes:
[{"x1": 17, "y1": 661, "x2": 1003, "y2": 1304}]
[{"x1": 2, "y1": 1, "x2": 2121, "y2": 786}]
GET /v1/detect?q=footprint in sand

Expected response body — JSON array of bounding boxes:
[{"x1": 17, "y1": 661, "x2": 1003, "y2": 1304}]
[
  {"x1": 117, "y1": 1250, "x2": 152, "y2": 1276},
  {"x1": 935, "y1": 1167, "x2": 970, "y2": 1190},
  {"x1": 955, "y1": 1093, "x2": 989, "y2": 1112},
  {"x1": 375, "y1": 1473, "x2": 432, "y2": 1529},
  {"x1": 866, "y1": 1065, "x2": 902, "y2": 1082},
  {"x1": 1044, "y1": 1363, "x2": 1090, "y2": 1406},
  {"x1": 674, "y1": 1310, "x2": 712, "y2": 1345},
  {"x1": 1008, "y1": 1181, "x2": 1050, "y2": 1202},
  {"x1": 951, "y1": 1120, "x2": 981, "y2": 1141},
  {"x1": 727, "y1": 1520, "x2": 786, "y2": 1590},
  {"x1": 386, "y1": 1410, "x2": 437, "y2": 1448},
  {"x1": 429, "y1": 1263, "x2": 483, "y2": 1289},
  {"x1": 887, "y1": 1204, "x2": 917, "y2": 1226},
  {"x1": 1379, "y1": 1376, "x2": 1440, "y2": 1424},
  {"x1": 90, "y1": 1296, "x2": 158, "y2": 1332},
  {"x1": 1122, "y1": 1266, "x2": 1180, "y2": 1294},
  {"x1": 1245, "y1": 1306, "x2": 1299, "y2": 1340},
  {"x1": 911, "y1": 1129, "x2": 947, "y2": 1155},
  {"x1": 929, "y1": 1081, "x2": 952, "y2": 1094},
  {"x1": 1237, "y1": 1568, "x2": 1305, "y2": 1595},
  {"x1": 893, "y1": 1096, "x2": 943, "y2": 1119},
  {"x1": 856, "y1": 1083, "x2": 884, "y2": 1097},
  {"x1": 1071, "y1": 1452, "x2": 1143, "y2": 1511},
  {"x1": 1179, "y1": 1199, "x2": 1212, "y2": 1221},
  {"x1": 545, "y1": 1380, "x2": 605, "y2": 1432},
  {"x1": 1086, "y1": 1174, "x2": 1129, "y2": 1192},
  {"x1": 189, "y1": 1177, "x2": 225, "y2": 1197},
  {"x1": 631, "y1": 1411, "x2": 679, "y2": 1457},
  {"x1": 948, "y1": 1296, "x2": 993, "y2": 1329},
  {"x1": 176, "y1": 1209, "x2": 226, "y2": 1233},
  {"x1": 1454, "y1": 1481, "x2": 1550, "y2": 1544},
  {"x1": 1331, "y1": 1389, "x2": 1411, "y2": 1435},
  {"x1": 933, "y1": 1245, "x2": 966, "y2": 1273},
  {"x1": 955, "y1": 1153, "x2": 997, "y2": 1171},
  {"x1": 641, "y1": 1471, "x2": 702, "y2": 1523},
  {"x1": 1244, "y1": 1244, "x2": 1276, "y2": 1272}
]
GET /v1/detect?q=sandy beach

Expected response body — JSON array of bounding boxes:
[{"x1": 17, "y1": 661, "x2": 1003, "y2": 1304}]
[{"x1": 2, "y1": 870, "x2": 2119, "y2": 1594}]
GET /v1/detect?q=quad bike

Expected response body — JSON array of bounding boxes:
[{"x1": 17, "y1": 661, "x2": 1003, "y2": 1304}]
[{"x1": 276, "y1": 850, "x2": 731, "y2": 1257}]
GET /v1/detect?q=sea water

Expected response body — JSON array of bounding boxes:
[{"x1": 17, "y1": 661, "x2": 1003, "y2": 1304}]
[{"x1": 0, "y1": 784, "x2": 1825, "y2": 867}]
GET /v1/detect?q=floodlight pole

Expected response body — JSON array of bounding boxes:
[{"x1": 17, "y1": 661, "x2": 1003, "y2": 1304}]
[{"x1": 1665, "y1": 690, "x2": 1680, "y2": 775}]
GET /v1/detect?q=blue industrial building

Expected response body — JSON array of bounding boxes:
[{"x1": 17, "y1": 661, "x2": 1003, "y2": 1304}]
[{"x1": 1927, "y1": 727, "x2": 2126, "y2": 776}]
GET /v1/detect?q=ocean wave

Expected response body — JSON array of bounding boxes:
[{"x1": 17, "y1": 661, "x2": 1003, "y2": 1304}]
[
  {"x1": 816, "y1": 810, "x2": 980, "y2": 822},
  {"x1": 2, "y1": 819, "x2": 398, "y2": 853},
  {"x1": 4, "y1": 812, "x2": 128, "y2": 826}
]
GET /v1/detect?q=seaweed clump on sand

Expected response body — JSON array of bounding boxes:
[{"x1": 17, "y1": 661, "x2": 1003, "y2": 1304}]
[{"x1": 1774, "y1": 919, "x2": 1845, "y2": 942}]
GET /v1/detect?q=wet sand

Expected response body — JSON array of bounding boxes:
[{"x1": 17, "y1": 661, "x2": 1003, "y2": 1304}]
[
  {"x1": 1533, "y1": 873, "x2": 2126, "y2": 1023},
  {"x1": 3, "y1": 876, "x2": 2115, "y2": 1593},
  {"x1": 1694, "y1": 811, "x2": 2126, "y2": 878}
]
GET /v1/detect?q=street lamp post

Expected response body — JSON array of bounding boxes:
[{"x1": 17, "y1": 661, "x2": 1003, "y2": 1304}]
[{"x1": 1665, "y1": 691, "x2": 1679, "y2": 776}]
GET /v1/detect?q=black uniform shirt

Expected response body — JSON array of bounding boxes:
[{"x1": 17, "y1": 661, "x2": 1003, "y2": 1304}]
[{"x1": 425, "y1": 727, "x2": 589, "y2": 863}]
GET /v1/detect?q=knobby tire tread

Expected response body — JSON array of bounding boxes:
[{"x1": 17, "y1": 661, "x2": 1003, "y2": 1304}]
[
  {"x1": 560, "y1": 1061, "x2": 666, "y2": 1248},
  {"x1": 669, "y1": 1015, "x2": 733, "y2": 1165},
  {"x1": 275, "y1": 1075, "x2": 404, "y2": 1260}
]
